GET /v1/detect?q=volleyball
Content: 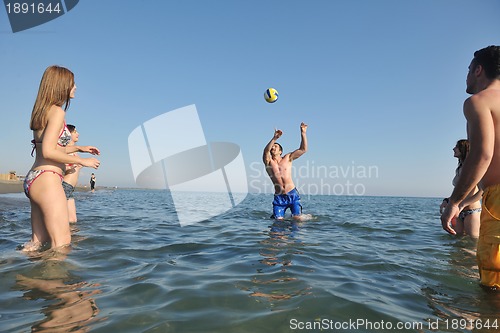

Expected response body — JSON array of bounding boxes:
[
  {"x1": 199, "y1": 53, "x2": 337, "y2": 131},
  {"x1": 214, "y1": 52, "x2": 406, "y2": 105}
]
[{"x1": 264, "y1": 88, "x2": 279, "y2": 103}]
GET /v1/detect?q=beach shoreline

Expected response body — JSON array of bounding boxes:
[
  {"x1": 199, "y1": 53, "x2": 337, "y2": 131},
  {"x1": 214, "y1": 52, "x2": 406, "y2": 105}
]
[
  {"x1": 0, "y1": 180, "x2": 111, "y2": 195},
  {"x1": 0, "y1": 180, "x2": 23, "y2": 194}
]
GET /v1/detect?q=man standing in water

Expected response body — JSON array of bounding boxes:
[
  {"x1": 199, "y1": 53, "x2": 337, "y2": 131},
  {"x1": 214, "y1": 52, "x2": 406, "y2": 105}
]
[
  {"x1": 263, "y1": 122, "x2": 307, "y2": 220},
  {"x1": 90, "y1": 173, "x2": 96, "y2": 193},
  {"x1": 441, "y1": 45, "x2": 500, "y2": 289}
]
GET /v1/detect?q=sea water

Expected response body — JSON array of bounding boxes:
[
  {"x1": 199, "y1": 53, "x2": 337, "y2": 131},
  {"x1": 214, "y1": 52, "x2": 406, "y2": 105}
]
[{"x1": 0, "y1": 190, "x2": 499, "y2": 333}]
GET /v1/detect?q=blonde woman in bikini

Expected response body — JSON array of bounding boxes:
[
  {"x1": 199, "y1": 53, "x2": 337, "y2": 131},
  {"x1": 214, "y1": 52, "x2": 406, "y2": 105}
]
[{"x1": 24, "y1": 66, "x2": 100, "y2": 251}]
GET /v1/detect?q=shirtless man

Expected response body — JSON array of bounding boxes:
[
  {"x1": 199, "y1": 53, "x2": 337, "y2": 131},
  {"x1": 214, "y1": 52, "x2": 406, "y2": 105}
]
[
  {"x1": 440, "y1": 45, "x2": 500, "y2": 289},
  {"x1": 263, "y1": 122, "x2": 307, "y2": 220}
]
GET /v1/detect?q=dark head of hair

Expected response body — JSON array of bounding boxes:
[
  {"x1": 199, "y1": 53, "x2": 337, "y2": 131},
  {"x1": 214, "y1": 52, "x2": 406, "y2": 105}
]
[
  {"x1": 275, "y1": 143, "x2": 283, "y2": 154},
  {"x1": 67, "y1": 124, "x2": 76, "y2": 133},
  {"x1": 472, "y1": 45, "x2": 500, "y2": 80},
  {"x1": 455, "y1": 139, "x2": 469, "y2": 166}
]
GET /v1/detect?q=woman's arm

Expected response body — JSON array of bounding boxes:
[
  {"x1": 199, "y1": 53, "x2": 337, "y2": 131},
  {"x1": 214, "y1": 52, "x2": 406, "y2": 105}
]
[
  {"x1": 459, "y1": 187, "x2": 483, "y2": 210},
  {"x1": 65, "y1": 145, "x2": 100, "y2": 155}
]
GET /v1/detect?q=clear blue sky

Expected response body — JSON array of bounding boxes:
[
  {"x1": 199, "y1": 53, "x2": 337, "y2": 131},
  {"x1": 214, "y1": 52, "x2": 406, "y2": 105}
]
[{"x1": 1, "y1": 0, "x2": 499, "y2": 197}]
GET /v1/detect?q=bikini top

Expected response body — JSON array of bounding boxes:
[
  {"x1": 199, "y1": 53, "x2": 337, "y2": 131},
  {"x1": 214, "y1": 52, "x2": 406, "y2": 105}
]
[{"x1": 30, "y1": 122, "x2": 72, "y2": 157}]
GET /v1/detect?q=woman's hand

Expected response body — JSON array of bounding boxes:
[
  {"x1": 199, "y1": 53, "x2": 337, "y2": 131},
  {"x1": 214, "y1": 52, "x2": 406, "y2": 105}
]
[
  {"x1": 81, "y1": 157, "x2": 100, "y2": 169},
  {"x1": 79, "y1": 146, "x2": 100, "y2": 155}
]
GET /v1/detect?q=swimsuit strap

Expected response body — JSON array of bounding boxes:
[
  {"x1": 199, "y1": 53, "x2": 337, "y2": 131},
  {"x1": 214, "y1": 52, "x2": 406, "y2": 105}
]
[{"x1": 30, "y1": 139, "x2": 36, "y2": 157}]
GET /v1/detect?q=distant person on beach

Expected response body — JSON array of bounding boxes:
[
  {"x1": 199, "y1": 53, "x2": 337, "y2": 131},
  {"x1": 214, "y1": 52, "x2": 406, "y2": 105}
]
[
  {"x1": 90, "y1": 173, "x2": 96, "y2": 192},
  {"x1": 62, "y1": 124, "x2": 83, "y2": 223},
  {"x1": 263, "y1": 122, "x2": 307, "y2": 220},
  {"x1": 24, "y1": 65, "x2": 100, "y2": 251},
  {"x1": 440, "y1": 45, "x2": 500, "y2": 289},
  {"x1": 440, "y1": 139, "x2": 481, "y2": 238}
]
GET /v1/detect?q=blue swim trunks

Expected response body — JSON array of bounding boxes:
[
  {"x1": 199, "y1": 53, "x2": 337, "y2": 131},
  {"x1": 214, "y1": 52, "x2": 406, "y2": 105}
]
[
  {"x1": 272, "y1": 188, "x2": 302, "y2": 219},
  {"x1": 62, "y1": 181, "x2": 75, "y2": 200}
]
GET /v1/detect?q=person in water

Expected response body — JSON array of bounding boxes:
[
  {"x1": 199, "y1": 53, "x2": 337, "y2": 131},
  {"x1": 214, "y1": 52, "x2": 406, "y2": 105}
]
[
  {"x1": 440, "y1": 139, "x2": 481, "y2": 238},
  {"x1": 90, "y1": 173, "x2": 96, "y2": 192},
  {"x1": 262, "y1": 122, "x2": 307, "y2": 220},
  {"x1": 62, "y1": 124, "x2": 84, "y2": 223},
  {"x1": 441, "y1": 45, "x2": 500, "y2": 289},
  {"x1": 24, "y1": 65, "x2": 100, "y2": 250}
]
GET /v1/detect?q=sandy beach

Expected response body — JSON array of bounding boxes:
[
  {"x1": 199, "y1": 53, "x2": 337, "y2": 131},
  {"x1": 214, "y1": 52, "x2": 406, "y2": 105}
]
[
  {"x1": 0, "y1": 180, "x2": 23, "y2": 194},
  {"x1": 0, "y1": 180, "x2": 98, "y2": 196}
]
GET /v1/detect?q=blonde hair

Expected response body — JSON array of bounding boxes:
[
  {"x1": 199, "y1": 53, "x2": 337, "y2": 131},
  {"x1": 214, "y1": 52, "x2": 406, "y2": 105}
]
[{"x1": 29, "y1": 65, "x2": 75, "y2": 130}]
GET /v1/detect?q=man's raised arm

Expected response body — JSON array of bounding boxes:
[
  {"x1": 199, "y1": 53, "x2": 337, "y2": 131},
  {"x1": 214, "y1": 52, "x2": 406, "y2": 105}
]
[
  {"x1": 263, "y1": 128, "x2": 282, "y2": 164},
  {"x1": 290, "y1": 122, "x2": 308, "y2": 161}
]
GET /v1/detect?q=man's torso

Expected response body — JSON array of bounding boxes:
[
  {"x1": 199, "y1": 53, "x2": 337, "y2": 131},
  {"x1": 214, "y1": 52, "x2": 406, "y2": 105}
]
[{"x1": 479, "y1": 88, "x2": 500, "y2": 189}]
